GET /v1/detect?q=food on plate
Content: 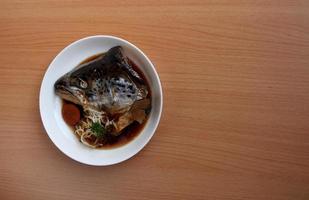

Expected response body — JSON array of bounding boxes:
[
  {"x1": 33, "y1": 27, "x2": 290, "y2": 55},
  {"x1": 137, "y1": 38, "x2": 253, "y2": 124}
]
[{"x1": 54, "y1": 46, "x2": 151, "y2": 148}]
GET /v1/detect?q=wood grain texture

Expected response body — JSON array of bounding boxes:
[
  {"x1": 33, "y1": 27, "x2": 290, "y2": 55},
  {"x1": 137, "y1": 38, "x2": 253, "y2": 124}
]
[{"x1": 0, "y1": 0, "x2": 309, "y2": 199}]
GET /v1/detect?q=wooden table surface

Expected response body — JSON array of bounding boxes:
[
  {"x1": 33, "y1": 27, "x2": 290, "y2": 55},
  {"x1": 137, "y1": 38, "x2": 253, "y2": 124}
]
[{"x1": 1, "y1": 0, "x2": 309, "y2": 199}]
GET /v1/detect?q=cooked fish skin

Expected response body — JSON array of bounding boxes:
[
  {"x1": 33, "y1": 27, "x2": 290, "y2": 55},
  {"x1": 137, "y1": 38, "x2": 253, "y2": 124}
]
[{"x1": 54, "y1": 46, "x2": 148, "y2": 115}]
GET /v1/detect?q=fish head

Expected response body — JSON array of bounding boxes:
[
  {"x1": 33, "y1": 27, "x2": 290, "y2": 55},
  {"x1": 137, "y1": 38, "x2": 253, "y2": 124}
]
[
  {"x1": 55, "y1": 46, "x2": 149, "y2": 115},
  {"x1": 54, "y1": 65, "x2": 94, "y2": 106}
]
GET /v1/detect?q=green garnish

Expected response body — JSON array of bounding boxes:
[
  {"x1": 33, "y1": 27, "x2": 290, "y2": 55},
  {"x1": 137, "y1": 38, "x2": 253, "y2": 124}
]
[{"x1": 91, "y1": 122, "x2": 106, "y2": 138}]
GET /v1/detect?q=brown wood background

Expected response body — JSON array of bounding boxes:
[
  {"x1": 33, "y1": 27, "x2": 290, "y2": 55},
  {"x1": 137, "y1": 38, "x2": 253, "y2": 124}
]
[{"x1": 1, "y1": 0, "x2": 309, "y2": 199}]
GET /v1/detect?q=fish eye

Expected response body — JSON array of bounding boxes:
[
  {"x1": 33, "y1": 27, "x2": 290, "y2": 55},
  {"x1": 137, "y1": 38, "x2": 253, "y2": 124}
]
[{"x1": 79, "y1": 79, "x2": 88, "y2": 88}]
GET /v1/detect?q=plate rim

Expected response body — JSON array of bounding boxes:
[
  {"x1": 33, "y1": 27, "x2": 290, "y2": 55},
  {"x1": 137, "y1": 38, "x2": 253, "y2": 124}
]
[{"x1": 39, "y1": 35, "x2": 163, "y2": 166}]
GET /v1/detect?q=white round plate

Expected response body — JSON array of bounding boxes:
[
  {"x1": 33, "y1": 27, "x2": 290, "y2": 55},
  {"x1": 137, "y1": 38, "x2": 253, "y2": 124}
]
[{"x1": 39, "y1": 35, "x2": 163, "y2": 166}]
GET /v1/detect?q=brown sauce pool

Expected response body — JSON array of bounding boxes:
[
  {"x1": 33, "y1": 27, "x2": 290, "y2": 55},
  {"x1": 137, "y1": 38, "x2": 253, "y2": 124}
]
[
  {"x1": 62, "y1": 52, "x2": 151, "y2": 149},
  {"x1": 79, "y1": 53, "x2": 105, "y2": 65}
]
